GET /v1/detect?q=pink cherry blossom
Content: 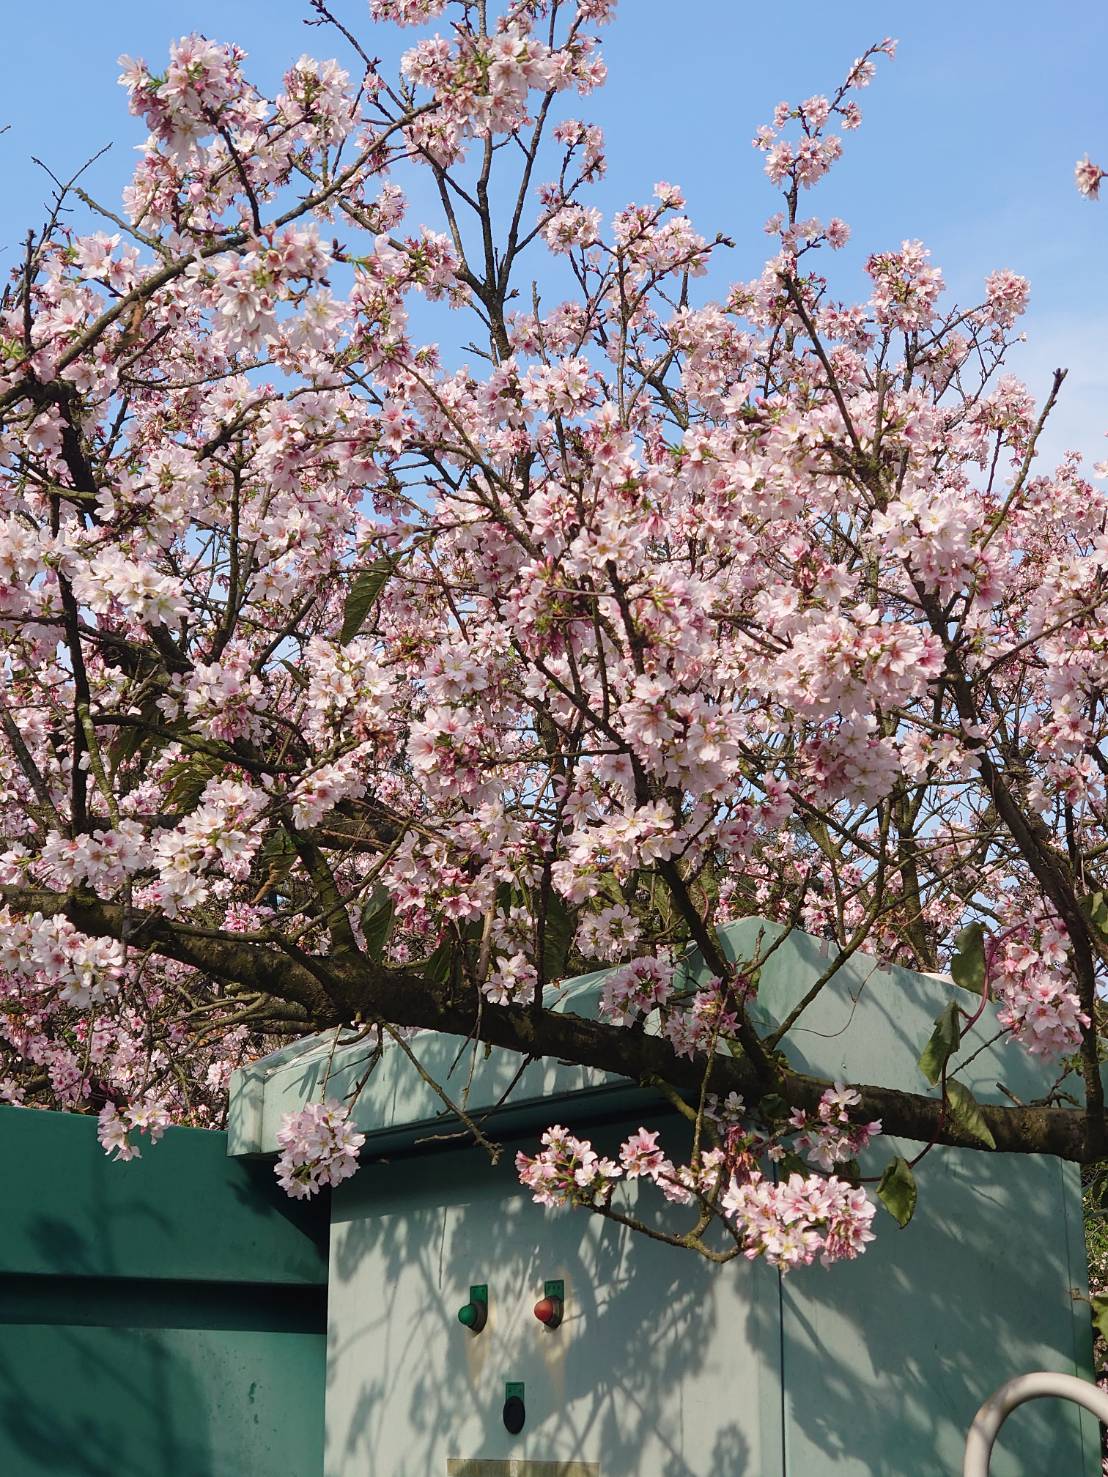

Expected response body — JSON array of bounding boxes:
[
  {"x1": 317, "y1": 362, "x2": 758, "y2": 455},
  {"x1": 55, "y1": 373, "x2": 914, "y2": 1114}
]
[
  {"x1": 0, "y1": 5, "x2": 1103, "y2": 1280},
  {"x1": 275, "y1": 1099, "x2": 366, "y2": 1199},
  {"x1": 1076, "y1": 156, "x2": 1106, "y2": 198}
]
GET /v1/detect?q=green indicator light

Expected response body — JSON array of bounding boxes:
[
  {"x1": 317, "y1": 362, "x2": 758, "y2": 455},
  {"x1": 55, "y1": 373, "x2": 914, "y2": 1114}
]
[{"x1": 457, "y1": 1283, "x2": 488, "y2": 1333}]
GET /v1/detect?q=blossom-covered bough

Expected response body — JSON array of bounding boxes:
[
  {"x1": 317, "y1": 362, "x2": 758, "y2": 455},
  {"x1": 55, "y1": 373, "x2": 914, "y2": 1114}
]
[{"x1": 1, "y1": 0, "x2": 1106, "y2": 1271}]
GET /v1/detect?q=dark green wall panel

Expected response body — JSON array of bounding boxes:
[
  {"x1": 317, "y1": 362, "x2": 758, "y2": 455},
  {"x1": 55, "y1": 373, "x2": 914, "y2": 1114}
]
[
  {"x1": 0, "y1": 1325, "x2": 324, "y2": 1477},
  {"x1": 0, "y1": 1105, "x2": 327, "y2": 1284},
  {"x1": 0, "y1": 1107, "x2": 327, "y2": 1476}
]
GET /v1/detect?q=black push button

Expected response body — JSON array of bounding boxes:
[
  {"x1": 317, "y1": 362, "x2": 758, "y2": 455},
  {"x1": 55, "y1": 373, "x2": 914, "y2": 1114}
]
[{"x1": 503, "y1": 1394, "x2": 525, "y2": 1435}]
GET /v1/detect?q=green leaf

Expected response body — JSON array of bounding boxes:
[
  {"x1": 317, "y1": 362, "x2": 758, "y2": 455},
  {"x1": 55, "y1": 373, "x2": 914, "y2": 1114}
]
[
  {"x1": 281, "y1": 659, "x2": 309, "y2": 690},
  {"x1": 1082, "y1": 892, "x2": 1108, "y2": 937},
  {"x1": 1091, "y1": 1294, "x2": 1108, "y2": 1343},
  {"x1": 777, "y1": 1150, "x2": 809, "y2": 1178},
  {"x1": 494, "y1": 880, "x2": 517, "y2": 913},
  {"x1": 951, "y1": 922, "x2": 987, "y2": 994},
  {"x1": 361, "y1": 890, "x2": 394, "y2": 962},
  {"x1": 839, "y1": 1157, "x2": 862, "y2": 1186},
  {"x1": 919, "y1": 1000, "x2": 961, "y2": 1085},
  {"x1": 946, "y1": 1080, "x2": 997, "y2": 1149},
  {"x1": 164, "y1": 752, "x2": 225, "y2": 812},
  {"x1": 540, "y1": 891, "x2": 575, "y2": 984},
  {"x1": 758, "y1": 1093, "x2": 789, "y2": 1125},
  {"x1": 107, "y1": 700, "x2": 175, "y2": 773},
  {"x1": 257, "y1": 826, "x2": 297, "y2": 883},
  {"x1": 107, "y1": 720, "x2": 151, "y2": 772},
  {"x1": 421, "y1": 938, "x2": 453, "y2": 987},
  {"x1": 877, "y1": 1156, "x2": 918, "y2": 1227},
  {"x1": 340, "y1": 560, "x2": 392, "y2": 645}
]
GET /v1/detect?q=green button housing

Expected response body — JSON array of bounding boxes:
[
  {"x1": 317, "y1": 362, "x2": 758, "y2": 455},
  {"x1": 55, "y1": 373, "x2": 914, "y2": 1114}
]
[{"x1": 457, "y1": 1283, "x2": 488, "y2": 1333}]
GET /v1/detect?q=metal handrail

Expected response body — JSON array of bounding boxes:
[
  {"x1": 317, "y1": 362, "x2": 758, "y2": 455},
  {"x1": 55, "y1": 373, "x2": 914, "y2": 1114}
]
[{"x1": 963, "y1": 1371, "x2": 1108, "y2": 1476}]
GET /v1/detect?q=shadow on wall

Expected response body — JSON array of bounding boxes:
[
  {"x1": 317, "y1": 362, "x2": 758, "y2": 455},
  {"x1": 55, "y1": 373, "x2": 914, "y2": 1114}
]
[
  {"x1": 725, "y1": 921, "x2": 1097, "y2": 1475},
  {"x1": 776, "y1": 1145, "x2": 1092, "y2": 1477},
  {"x1": 325, "y1": 1121, "x2": 1093, "y2": 1477},
  {"x1": 0, "y1": 1107, "x2": 328, "y2": 1477},
  {"x1": 327, "y1": 1120, "x2": 774, "y2": 1477},
  {"x1": 0, "y1": 1306, "x2": 327, "y2": 1477},
  {"x1": 0, "y1": 1324, "x2": 216, "y2": 1477}
]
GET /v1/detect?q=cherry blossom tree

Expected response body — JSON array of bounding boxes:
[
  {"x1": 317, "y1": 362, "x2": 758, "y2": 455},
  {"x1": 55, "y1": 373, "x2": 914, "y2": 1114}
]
[{"x1": 2, "y1": 0, "x2": 1106, "y2": 1271}]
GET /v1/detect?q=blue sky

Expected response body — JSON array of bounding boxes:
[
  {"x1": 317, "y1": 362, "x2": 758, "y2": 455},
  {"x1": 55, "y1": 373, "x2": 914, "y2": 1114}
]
[{"x1": 4, "y1": 1, "x2": 1107, "y2": 462}]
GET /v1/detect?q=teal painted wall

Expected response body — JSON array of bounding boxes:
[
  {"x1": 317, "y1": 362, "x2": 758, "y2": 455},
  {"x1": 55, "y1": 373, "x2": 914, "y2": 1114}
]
[
  {"x1": 0, "y1": 1102, "x2": 327, "y2": 1282},
  {"x1": 0, "y1": 1106, "x2": 327, "y2": 1477}
]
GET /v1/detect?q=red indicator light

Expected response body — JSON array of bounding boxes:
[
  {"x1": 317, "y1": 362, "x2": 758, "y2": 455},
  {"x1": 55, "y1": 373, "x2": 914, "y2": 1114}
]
[{"x1": 533, "y1": 1295, "x2": 563, "y2": 1329}]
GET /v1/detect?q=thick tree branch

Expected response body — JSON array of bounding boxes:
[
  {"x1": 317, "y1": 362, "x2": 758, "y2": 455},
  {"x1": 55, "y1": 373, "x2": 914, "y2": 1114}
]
[{"x1": 0, "y1": 884, "x2": 1093, "y2": 1163}]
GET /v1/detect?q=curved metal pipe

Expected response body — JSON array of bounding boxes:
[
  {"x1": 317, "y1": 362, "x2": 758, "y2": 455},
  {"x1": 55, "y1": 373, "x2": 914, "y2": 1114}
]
[{"x1": 963, "y1": 1371, "x2": 1108, "y2": 1476}]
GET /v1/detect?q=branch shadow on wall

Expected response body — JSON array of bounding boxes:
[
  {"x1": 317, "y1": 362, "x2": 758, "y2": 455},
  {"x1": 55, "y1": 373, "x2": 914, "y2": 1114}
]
[{"x1": 327, "y1": 1115, "x2": 771, "y2": 1477}]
